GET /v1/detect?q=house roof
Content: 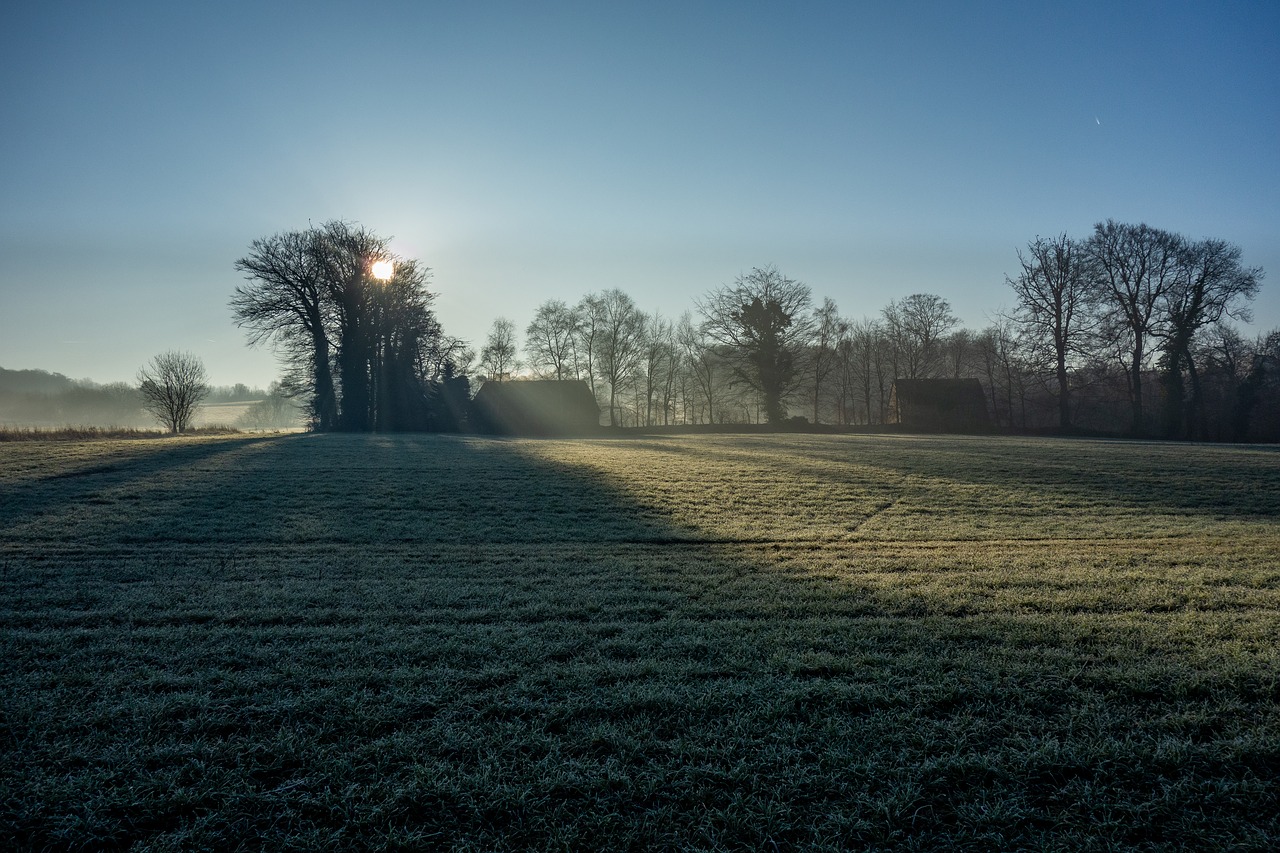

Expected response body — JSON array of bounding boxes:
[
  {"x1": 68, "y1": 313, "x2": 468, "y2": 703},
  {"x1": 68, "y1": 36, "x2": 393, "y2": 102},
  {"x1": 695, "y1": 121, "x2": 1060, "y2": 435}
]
[{"x1": 471, "y1": 379, "x2": 600, "y2": 435}]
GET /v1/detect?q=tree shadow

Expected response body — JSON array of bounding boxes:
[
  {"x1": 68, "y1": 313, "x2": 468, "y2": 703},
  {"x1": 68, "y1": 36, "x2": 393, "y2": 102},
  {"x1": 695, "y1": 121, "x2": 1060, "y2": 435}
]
[
  {"x1": 612, "y1": 433, "x2": 1280, "y2": 527},
  {"x1": 0, "y1": 435, "x2": 285, "y2": 536},
  {"x1": 2, "y1": 433, "x2": 1276, "y2": 850}
]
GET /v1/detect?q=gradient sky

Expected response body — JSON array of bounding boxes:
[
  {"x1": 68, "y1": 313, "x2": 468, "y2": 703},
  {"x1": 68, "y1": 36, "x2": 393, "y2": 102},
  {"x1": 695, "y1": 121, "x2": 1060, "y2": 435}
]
[{"x1": 2, "y1": 1, "x2": 1277, "y2": 389}]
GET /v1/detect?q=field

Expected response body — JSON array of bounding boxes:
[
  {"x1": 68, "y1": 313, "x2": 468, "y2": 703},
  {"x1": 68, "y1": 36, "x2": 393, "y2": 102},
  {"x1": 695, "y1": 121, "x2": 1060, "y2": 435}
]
[{"x1": 2, "y1": 433, "x2": 1278, "y2": 851}]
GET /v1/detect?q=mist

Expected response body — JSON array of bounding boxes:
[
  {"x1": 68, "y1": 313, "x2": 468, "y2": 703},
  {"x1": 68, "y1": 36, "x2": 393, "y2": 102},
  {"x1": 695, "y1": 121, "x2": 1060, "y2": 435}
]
[{"x1": 0, "y1": 366, "x2": 301, "y2": 430}]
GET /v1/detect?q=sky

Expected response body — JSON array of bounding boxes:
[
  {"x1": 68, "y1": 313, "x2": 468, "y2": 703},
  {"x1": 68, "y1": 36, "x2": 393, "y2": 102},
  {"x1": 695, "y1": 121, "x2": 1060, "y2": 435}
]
[{"x1": 2, "y1": 0, "x2": 1277, "y2": 389}]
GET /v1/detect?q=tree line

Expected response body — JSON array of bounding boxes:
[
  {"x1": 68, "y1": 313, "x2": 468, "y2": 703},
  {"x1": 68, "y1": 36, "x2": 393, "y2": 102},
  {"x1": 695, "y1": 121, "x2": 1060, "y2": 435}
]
[{"x1": 229, "y1": 219, "x2": 1278, "y2": 441}]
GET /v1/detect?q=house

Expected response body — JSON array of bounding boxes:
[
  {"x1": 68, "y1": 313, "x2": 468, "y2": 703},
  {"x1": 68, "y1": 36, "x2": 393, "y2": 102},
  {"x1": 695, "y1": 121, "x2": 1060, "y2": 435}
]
[
  {"x1": 470, "y1": 379, "x2": 601, "y2": 435},
  {"x1": 888, "y1": 378, "x2": 992, "y2": 432}
]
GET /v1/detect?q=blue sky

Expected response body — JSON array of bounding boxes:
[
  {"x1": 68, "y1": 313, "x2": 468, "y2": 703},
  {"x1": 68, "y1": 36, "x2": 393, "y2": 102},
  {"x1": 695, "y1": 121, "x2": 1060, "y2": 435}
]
[{"x1": 2, "y1": 1, "x2": 1277, "y2": 388}]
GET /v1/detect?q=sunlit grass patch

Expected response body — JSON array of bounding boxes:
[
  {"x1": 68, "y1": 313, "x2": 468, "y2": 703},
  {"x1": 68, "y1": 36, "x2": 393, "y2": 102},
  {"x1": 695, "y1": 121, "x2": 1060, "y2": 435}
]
[{"x1": 2, "y1": 433, "x2": 1278, "y2": 850}]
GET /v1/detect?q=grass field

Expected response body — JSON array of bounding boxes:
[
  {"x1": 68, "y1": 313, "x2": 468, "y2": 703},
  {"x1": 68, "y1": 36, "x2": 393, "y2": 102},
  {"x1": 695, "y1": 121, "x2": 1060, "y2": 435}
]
[{"x1": 2, "y1": 433, "x2": 1278, "y2": 850}]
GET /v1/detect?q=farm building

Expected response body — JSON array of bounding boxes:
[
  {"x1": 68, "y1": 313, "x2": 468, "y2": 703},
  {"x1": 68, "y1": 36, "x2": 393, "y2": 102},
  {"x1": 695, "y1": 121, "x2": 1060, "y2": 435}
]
[
  {"x1": 470, "y1": 379, "x2": 601, "y2": 435},
  {"x1": 888, "y1": 378, "x2": 992, "y2": 432}
]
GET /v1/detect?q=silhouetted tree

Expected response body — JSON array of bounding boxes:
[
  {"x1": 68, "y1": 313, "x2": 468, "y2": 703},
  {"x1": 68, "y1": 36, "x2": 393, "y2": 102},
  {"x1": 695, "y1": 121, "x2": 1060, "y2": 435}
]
[
  {"x1": 524, "y1": 300, "x2": 581, "y2": 380},
  {"x1": 370, "y1": 258, "x2": 447, "y2": 430},
  {"x1": 232, "y1": 221, "x2": 460, "y2": 432},
  {"x1": 232, "y1": 228, "x2": 339, "y2": 430},
  {"x1": 809, "y1": 297, "x2": 843, "y2": 423},
  {"x1": 677, "y1": 312, "x2": 722, "y2": 424},
  {"x1": 883, "y1": 293, "x2": 957, "y2": 380},
  {"x1": 639, "y1": 312, "x2": 678, "y2": 425},
  {"x1": 479, "y1": 318, "x2": 519, "y2": 382},
  {"x1": 1156, "y1": 237, "x2": 1261, "y2": 439},
  {"x1": 1085, "y1": 221, "x2": 1183, "y2": 435},
  {"x1": 137, "y1": 350, "x2": 209, "y2": 433},
  {"x1": 697, "y1": 266, "x2": 814, "y2": 424},
  {"x1": 597, "y1": 289, "x2": 647, "y2": 426},
  {"x1": 309, "y1": 221, "x2": 396, "y2": 430},
  {"x1": 1008, "y1": 234, "x2": 1095, "y2": 429},
  {"x1": 1230, "y1": 329, "x2": 1280, "y2": 442},
  {"x1": 575, "y1": 293, "x2": 606, "y2": 406}
]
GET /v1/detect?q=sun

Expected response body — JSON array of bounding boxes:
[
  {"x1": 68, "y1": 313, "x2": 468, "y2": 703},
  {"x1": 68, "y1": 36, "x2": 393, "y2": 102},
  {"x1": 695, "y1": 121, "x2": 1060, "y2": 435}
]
[{"x1": 370, "y1": 260, "x2": 394, "y2": 281}]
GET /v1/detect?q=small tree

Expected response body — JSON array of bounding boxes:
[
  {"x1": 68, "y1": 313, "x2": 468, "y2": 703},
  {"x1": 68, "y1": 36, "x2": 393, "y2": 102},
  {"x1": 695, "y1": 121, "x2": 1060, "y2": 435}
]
[
  {"x1": 479, "y1": 318, "x2": 519, "y2": 382},
  {"x1": 137, "y1": 351, "x2": 210, "y2": 433}
]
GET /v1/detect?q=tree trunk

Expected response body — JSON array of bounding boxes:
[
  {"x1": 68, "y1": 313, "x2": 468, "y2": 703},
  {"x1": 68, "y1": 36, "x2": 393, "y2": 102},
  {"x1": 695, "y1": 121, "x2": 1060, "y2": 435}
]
[
  {"x1": 1056, "y1": 349, "x2": 1071, "y2": 430},
  {"x1": 312, "y1": 336, "x2": 337, "y2": 431},
  {"x1": 1185, "y1": 352, "x2": 1204, "y2": 441},
  {"x1": 1129, "y1": 337, "x2": 1146, "y2": 437}
]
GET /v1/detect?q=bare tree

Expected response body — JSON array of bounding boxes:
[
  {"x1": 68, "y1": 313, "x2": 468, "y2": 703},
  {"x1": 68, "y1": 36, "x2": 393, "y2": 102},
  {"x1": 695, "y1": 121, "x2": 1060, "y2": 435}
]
[
  {"x1": 884, "y1": 293, "x2": 957, "y2": 380},
  {"x1": 656, "y1": 318, "x2": 683, "y2": 425},
  {"x1": 479, "y1": 318, "x2": 519, "y2": 381},
  {"x1": 640, "y1": 312, "x2": 676, "y2": 426},
  {"x1": 524, "y1": 300, "x2": 581, "y2": 380},
  {"x1": 232, "y1": 228, "x2": 338, "y2": 430},
  {"x1": 697, "y1": 266, "x2": 815, "y2": 424},
  {"x1": 1157, "y1": 237, "x2": 1261, "y2": 438},
  {"x1": 137, "y1": 351, "x2": 210, "y2": 433},
  {"x1": 809, "y1": 297, "x2": 843, "y2": 423},
  {"x1": 596, "y1": 289, "x2": 646, "y2": 426},
  {"x1": 575, "y1": 293, "x2": 606, "y2": 404},
  {"x1": 842, "y1": 318, "x2": 882, "y2": 424},
  {"x1": 1007, "y1": 234, "x2": 1095, "y2": 429},
  {"x1": 1085, "y1": 220, "x2": 1182, "y2": 435},
  {"x1": 677, "y1": 312, "x2": 721, "y2": 424}
]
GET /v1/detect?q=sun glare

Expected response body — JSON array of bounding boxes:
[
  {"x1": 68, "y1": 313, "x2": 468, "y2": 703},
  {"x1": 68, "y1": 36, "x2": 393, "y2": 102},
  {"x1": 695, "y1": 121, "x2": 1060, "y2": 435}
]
[{"x1": 371, "y1": 260, "x2": 394, "y2": 280}]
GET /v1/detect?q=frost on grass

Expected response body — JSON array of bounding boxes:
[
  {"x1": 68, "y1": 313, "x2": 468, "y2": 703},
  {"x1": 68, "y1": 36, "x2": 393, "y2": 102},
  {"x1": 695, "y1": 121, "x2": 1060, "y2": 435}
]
[{"x1": 1, "y1": 433, "x2": 1278, "y2": 850}]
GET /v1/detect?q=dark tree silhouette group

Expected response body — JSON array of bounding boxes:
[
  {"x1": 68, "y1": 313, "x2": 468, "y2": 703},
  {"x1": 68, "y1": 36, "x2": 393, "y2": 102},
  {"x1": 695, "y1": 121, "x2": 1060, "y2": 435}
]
[
  {"x1": 231, "y1": 221, "x2": 469, "y2": 432},
  {"x1": 230, "y1": 218, "x2": 1278, "y2": 440}
]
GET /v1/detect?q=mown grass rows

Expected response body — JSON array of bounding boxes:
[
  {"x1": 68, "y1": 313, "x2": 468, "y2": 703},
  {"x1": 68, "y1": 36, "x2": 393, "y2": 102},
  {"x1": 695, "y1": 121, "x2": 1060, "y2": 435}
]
[{"x1": 2, "y1": 433, "x2": 1278, "y2": 850}]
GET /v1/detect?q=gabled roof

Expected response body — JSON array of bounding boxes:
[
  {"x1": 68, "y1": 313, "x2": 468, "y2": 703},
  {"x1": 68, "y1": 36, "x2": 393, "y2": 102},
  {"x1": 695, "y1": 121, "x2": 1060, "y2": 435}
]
[
  {"x1": 471, "y1": 379, "x2": 601, "y2": 435},
  {"x1": 889, "y1": 378, "x2": 991, "y2": 432}
]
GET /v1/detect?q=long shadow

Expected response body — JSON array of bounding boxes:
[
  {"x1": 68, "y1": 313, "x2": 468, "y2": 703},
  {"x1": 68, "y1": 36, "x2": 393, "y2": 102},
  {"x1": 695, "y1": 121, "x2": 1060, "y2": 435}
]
[
  {"x1": 2, "y1": 433, "x2": 1276, "y2": 850},
  {"x1": 614, "y1": 433, "x2": 1280, "y2": 523},
  {"x1": 0, "y1": 435, "x2": 286, "y2": 535}
]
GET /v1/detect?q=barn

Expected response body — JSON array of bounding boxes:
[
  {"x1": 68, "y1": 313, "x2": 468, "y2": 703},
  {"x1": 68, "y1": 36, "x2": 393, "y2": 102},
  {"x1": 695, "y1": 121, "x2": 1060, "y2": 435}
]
[
  {"x1": 888, "y1": 378, "x2": 992, "y2": 432},
  {"x1": 470, "y1": 379, "x2": 601, "y2": 435}
]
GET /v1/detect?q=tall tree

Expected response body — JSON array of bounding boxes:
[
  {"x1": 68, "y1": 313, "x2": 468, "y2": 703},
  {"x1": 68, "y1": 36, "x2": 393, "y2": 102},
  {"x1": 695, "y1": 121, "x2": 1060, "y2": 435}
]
[
  {"x1": 677, "y1": 312, "x2": 721, "y2": 424},
  {"x1": 370, "y1": 258, "x2": 444, "y2": 430},
  {"x1": 479, "y1": 318, "x2": 519, "y2": 382},
  {"x1": 1157, "y1": 238, "x2": 1261, "y2": 438},
  {"x1": 884, "y1": 293, "x2": 957, "y2": 380},
  {"x1": 843, "y1": 318, "x2": 883, "y2": 424},
  {"x1": 313, "y1": 221, "x2": 395, "y2": 431},
  {"x1": 1007, "y1": 234, "x2": 1094, "y2": 429},
  {"x1": 1085, "y1": 220, "x2": 1182, "y2": 435},
  {"x1": 697, "y1": 266, "x2": 815, "y2": 424},
  {"x1": 596, "y1": 289, "x2": 646, "y2": 426},
  {"x1": 524, "y1": 300, "x2": 581, "y2": 380},
  {"x1": 232, "y1": 221, "x2": 456, "y2": 432},
  {"x1": 809, "y1": 297, "x2": 843, "y2": 423},
  {"x1": 231, "y1": 228, "x2": 339, "y2": 430},
  {"x1": 640, "y1": 312, "x2": 676, "y2": 426},
  {"x1": 575, "y1": 293, "x2": 606, "y2": 404}
]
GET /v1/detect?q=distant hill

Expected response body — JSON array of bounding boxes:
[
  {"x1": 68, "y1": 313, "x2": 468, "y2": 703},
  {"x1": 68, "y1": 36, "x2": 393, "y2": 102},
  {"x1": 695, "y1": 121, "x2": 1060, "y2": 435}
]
[
  {"x1": 0, "y1": 367, "x2": 79, "y2": 395},
  {"x1": 0, "y1": 365, "x2": 295, "y2": 429}
]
